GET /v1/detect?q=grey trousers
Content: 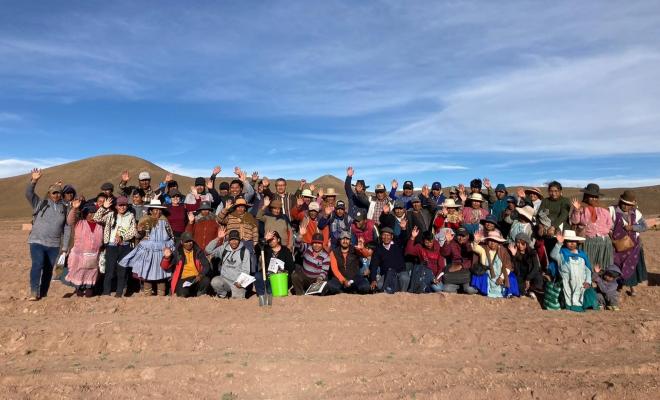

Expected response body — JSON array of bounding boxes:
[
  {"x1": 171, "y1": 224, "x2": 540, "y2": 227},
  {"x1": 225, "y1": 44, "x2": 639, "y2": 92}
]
[{"x1": 211, "y1": 275, "x2": 246, "y2": 299}]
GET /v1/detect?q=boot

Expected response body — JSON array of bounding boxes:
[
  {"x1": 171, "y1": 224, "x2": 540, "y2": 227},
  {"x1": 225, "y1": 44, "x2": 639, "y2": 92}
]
[
  {"x1": 156, "y1": 282, "x2": 167, "y2": 296},
  {"x1": 143, "y1": 282, "x2": 154, "y2": 296},
  {"x1": 266, "y1": 293, "x2": 272, "y2": 306},
  {"x1": 258, "y1": 295, "x2": 267, "y2": 307}
]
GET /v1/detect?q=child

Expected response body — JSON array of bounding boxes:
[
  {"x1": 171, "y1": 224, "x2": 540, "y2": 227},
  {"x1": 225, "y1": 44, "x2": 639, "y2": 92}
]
[
  {"x1": 593, "y1": 264, "x2": 622, "y2": 311},
  {"x1": 550, "y1": 230, "x2": 597, "y2": 312}
]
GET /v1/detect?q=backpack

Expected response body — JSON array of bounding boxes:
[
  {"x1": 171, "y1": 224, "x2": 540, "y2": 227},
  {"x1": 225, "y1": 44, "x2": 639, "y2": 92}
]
[
  {"x1": 220, "y1": 246, "x2": 247, "y2": 265},
  {"x1": 32, "y1": 199, "x2": 49, "y2": 223}
]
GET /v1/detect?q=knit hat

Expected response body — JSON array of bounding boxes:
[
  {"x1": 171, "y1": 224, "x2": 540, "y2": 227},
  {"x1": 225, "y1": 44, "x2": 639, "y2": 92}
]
[
  {"x1": 311, "y1": 233, "x2": 324, "y2": 244},
  {"x1": 410, "y1": 195, "x2": 421, "y2": 203},
  {"x1": 227, "y1": 230, "x2": 241, "y2": 241},
  {"x1": 514, "y1": 232, "x2": 532, "y2": 245},
  {"x1": 100, "y1": 182, "x2": 114, "y2": 191},
  {"x1": 505, "y1": 195, "x2": 517, "y2": 204},
  {"x1": 181, "y1": 232, "x2": 194, "y2": 243},
  {"x1": 456, "y1": 227, "x2": 469, "y2": 237},
  {"x1": 62, "y1": 184, "x2": 76, "y2": 195},
  {"x1": 194, "y1": 177, "x2": 206, "y2": 186},
  {"x1": 138, "y1": 171, "x2": 151, "y2": 180}
]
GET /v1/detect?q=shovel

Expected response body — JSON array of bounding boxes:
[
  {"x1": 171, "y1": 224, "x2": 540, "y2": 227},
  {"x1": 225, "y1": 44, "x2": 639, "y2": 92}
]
[{"x1": 258, "y1": 246, "x2": 272, "y2": 307}]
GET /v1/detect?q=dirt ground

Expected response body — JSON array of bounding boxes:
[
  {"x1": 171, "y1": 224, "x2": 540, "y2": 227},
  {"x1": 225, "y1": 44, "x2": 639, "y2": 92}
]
[{"x1": 0, "y1": 219, "x2": 658, "y2": 400}]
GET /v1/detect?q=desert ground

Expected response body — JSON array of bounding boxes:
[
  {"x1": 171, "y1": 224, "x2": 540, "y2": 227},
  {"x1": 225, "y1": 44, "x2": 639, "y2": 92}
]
[{"x1": 0, "y1": 219, "x2": 658, "y2": 400}]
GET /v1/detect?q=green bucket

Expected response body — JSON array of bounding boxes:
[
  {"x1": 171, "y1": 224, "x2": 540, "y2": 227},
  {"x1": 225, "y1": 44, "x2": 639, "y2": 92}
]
[{"x1": 269, "y1": 272, "x2": 289, "y2": 297}]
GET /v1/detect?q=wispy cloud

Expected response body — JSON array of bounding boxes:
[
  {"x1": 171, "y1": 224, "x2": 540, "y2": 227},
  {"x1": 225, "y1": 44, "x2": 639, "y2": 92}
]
[{"x1": 0, "y1": 158, "x2": 71, "y2": 178}]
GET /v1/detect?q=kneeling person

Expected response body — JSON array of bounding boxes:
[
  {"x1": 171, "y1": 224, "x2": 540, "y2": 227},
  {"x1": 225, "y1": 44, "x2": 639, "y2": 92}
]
[
  {"x1": 327, "y1": 232, "x2": 371, "y2": 295},
  {"x1": 292, "y1": 230, "x2": 330, "y2": 295},
  {"x1": 161, "y1": 232, "x2": 211, "y2": 297},
  {"x1": 207, "y1": 229, "x2": 255, "y2": 299}
]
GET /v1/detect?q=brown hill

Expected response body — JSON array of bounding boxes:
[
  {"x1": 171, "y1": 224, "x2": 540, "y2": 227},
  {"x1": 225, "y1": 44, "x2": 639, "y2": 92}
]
[{"x1": 1, "y1": 155, "x2": 658, "y2": 218}]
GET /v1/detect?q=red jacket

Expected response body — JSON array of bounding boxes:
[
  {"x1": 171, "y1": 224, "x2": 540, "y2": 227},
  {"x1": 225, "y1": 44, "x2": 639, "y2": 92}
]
[
  {"x1": 160, "y1": 243, "x2": 211, "y2": 296},
  {"x1": 405, "y1": 238, "x2": 445, "y2": 276},
  {"x1": 185, "y1": 217, "x2": 219, "y2": 250}
]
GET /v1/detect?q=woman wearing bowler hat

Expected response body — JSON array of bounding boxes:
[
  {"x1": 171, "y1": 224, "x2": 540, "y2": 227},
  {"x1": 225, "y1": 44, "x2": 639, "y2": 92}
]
[{"x1": 569, "y1": 183, "x2": 613, "y2": 270}]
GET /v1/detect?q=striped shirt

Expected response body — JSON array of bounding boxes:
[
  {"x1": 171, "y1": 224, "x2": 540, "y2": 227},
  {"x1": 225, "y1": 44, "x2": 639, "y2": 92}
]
[{"x1": 299, "y1": 243, "x2": 330, "y2": 279}]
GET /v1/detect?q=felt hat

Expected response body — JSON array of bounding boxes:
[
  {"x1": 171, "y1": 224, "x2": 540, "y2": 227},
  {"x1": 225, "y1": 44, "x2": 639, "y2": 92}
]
[
  {"x1": 456, "y1": 227, "x2": 469, "y2": 237},
  {"x1": 481, "y1": 231, "x2": 507, "y2": 243},
  {"x1": 449, "y1": 186, "x2": 458, "y2": 194},
  {"x1": 480, "y1": 215, "x2": 499, "y2": 227},
  {"x1": 354, "y1": 179, "x2": 369, "y2": 189},
  {"x1": 48, "y1": 184, "x2": 63, "y2": 194},
  {"x1": 354, "y1": 210, "x2": 366, "y2": 221},
  {"x1": 100, "y1": 182, "x2": 114, "y2": 191},
  {"x1": 169, "y1": 190, "x2": 185, "y2": 199},
  {"x1": 393, "y1": 200, "x2": 405, "y2": 209},
  {"x1": 181, "y1": 232, "x2": 194, "y2": 243},
  {"x1": 514, "y1": 232, "x2": 532, "y2": 245},
  {"x1": 619, "y1": 190, "x2": 636, "y2": 206},
  {"x1": 374, "y1": 183, "x2": 386, "y2": 192},
  {"x1": 232, "y1": 198, "x2": 250, "y2": 208},
  {"x1": 563, "y1": 229, "x2": 585, "y2": 242},
  {"x1": 410, "y1": 195, "x2": 421, "y2": 203},
  {"x1": 580, "y1": 183, "x2": 603, "y2": 197}
]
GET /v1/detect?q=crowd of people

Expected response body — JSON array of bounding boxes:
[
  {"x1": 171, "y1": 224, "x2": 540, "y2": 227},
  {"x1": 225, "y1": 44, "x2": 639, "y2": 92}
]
[{"x1": 25, "y1": 165, "x2": 653, "y2": 311}]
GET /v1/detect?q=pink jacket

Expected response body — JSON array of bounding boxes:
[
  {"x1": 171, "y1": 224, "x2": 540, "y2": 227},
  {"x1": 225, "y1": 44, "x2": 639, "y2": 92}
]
[{"x1": 570, "y1": 206, "x2": 612, "y2": 237}]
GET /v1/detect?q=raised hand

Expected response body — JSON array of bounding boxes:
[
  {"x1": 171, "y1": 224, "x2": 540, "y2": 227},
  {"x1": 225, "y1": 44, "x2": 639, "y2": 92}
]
[
  {"x1": 262, "y1": 197, "x2": 271, "y2": 209},
  {"x1": 187, "y1": 211, "x2": 195, "y2": 223},
  {"x1": 483, "y1": 178, "x2": 491, "y2": 189},
  {"x1": 121, "y1": 170, "x2": 130, "y2": 182},
  {"x1": 442, "y1": 206, "x2": 448, "y2": 215},
  {"x1": 163, "y1": 247, "x2": 172, "y2": 258},
  {"x1": 296, "y1": 196, "x2": 304, "y2": 207},
  {"x1": 233, "y1": 166, "x2": 241, "y2": 177},
  {"x1": 458, "y1": 184, "x2": 465, "y2": 194},
  {"x1": 445, "y1": 229, "x2": 455, "y2": 242},
  {"x1": 30, "y1": 168, "x2": 42, "y2": 182},
  {"x1": 54, "y1": 180, "x2": 63, "y2": 187},
  {"x1": 421, "y1": 184, "x2": 430, "y2": 198},
  {"x1": 164, "y1": 173, "x2": 173, "y2": 183},
  {"x1": 517, "y1": 187, "x2": 526, "y2": 200},
  {"x1": 508, "y1": 243, "x2": 517, "y2": 256},
  {"x1": 555, "y1": 232, "x2": 564, "y2": 243},
  {"x1": 238, "y1": 170, "x2": 247, "y2": 182},
  {"x1": 324, "y1": 206, "x2": 334, "y2": 215},
  {"x1": 356, "y1": 237, "x2": 364, "y2": 250},
  {"x1": 225, "y1": 198, "x2": 234, "y2": 209},
  {"x1": 190, "y1": 186, "x2": 199, "y2": 197},
  {"x1": 382, "y1": 203, "x2": 391, "y2": 214},
  {"x1": 212, "y1": 166, "x2": 222, "y2": 176},
  {"x1": 459, "y1": 191, "x2": 467, "y2": 203},
  {"x1": 474, "y1": 232, "x2": 484, "y2": 244},
  {"x1": 318, "y1": 188, "x2": 324, "y2": 198},
  {"x1": 217, "y1": 225, "x2": 227, "y2": 240},
  {"x1": 251, "y1": 171, "x2": 259, "y2": 181},
  {"x1": 391, "y1": 179, "x2": 398, "y2": 190},
  {"x1": 262, "y1": 177, "x2": 270, "y2": 187},
  {"x1": 571, "y1": 197, "x2": 581, "y2": 210},
  {"x1": 347, "y1": 166, "x2": 354, "y2": 177},
  {"x1": 299, "y1": 179, "x2": 306, "y2": 189},
  {"x1": 298, "y1": 225, "x2": 307, "y2": 237},
  {"x1": 399, "y1": 217, "x2": 408, "y2": 230},
  {"x1": 594, "y1": 264, "x2": 601, "y2": 273},
  {"x1": 411, "y1": 226, "x2": 420, "y2": 239},
  {"x1": 102, "y1": 198, "x2": 113, "y2": 209},
  {"x1": 72, "y1": 198, "x2": 82, "y2": 209},
  {"x1": 264, "y1": 231, "x2": 274, "y2": 241},
  {"x1": 309, "y1": 184, "x2": 316, "y2": 192}
]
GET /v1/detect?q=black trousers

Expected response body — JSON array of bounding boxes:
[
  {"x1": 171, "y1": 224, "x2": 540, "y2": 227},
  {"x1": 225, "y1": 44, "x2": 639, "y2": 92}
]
[
  {"x1": 103, "y1": 244, "x2": 132, "y2": 296},
  {"x1": 175, "y1": 275, "x2": 211, "y2": 298}
]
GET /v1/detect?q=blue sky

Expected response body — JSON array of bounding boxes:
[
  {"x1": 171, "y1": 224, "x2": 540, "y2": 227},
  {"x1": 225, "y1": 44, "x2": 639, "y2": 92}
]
[{"x1": 1, "y1": 0, "x2": 660, "y2": 188}]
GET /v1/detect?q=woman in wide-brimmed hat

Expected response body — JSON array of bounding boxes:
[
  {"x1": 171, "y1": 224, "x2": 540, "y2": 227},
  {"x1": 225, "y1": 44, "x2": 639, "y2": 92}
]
[
  {"x1": 433, "y1": 198, "x2": 462, "y2": 231},
  {"x1": 508, "y1": 205, "x2": 535, "y2": 243},
  {"x1": 462, "y1": 192, "x2": 489, "y2": 234},
  {"x1": 119, "y1": 198, "x2": 175, "y2": 296},
  {"x1": 609, "y1": 190, "x2": 652, "y2": 296},
  {"x1": 550, "y1": 230, "x2": 598, "y2": 312},
  {"x1": 569, "y1": 183, "x2": 613, "y2": 271},
  {"x1": 470, "y1": 231, "x2": 518, "y2": 298}
]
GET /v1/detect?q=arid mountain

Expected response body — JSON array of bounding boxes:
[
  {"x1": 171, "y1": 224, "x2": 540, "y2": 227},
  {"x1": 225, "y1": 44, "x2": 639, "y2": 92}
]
[{"x1": 1, "y1": 155, "x2": 658, "y2": 218}]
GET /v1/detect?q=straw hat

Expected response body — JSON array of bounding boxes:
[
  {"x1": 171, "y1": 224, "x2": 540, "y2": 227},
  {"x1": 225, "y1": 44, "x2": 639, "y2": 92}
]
[
  {"x1": 467, "y1": 193, "x2": 485, "y2": 202},
  {"x1": 516, "y1": 205, "x2": 535, "y2": 221},
  {"x1": 145, "y1": 199, "x2": 167, "y2": 209},
  {"x1": 481, "y1": 231, "x2": 507, "y2": 243},
  {"x1": 524, "y1": 187, "x2": 544, "y2": 199},
  {"x1": 323, "y1": 188, "x2": 337, "y2": 198},
  {"x1": 301, "y1": 189, "x2": 315, "y2": 198},
  {"x1": 563, "y1": 229, "x2": 585, "y2": 242},
  {"x1": 442, "y1": 198, "x2": 461, "y2": 208}
]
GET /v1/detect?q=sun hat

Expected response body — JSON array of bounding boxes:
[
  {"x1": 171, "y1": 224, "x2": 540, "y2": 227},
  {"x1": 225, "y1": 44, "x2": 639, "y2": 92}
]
[
  {"x1": 442, "y1": 199, "x2": 461, "y2": 208},
  {"x1": 138, "y1": 171, "x2": 151, "y2": 180},
  {"x1": 516, "y1": 205, "x2": 535, "y2": 221},
  {"x1": 481, "y1": 231, "x2": 507, "y2": 243},
  {"x1": 301, "y1": 189, "x2": 315, "y2": 198},
  {"x1": 563, "y1": 230, "x2": 585, "y2": 242},
  {"x1": 145, "y1": 198, "x2": 167, "y2": 209},
  {"x1": 524, "y1": 187, "x2": 544, "y2": 199},
  {"x1": 323, "y1": 188, "x2": 337, "y2": 198},
  {"x1": 467, "y1": 193, "x2": 485, "y2": 202}
]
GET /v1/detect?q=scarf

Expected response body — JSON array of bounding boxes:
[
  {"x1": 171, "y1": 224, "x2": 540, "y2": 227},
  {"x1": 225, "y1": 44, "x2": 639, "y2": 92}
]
[
  {"x1": 560, "y1": 247, "x2": 592, "y2": 271},
  {"x1": 583, "y1": 200, "x2": 601, "y2": 224}
]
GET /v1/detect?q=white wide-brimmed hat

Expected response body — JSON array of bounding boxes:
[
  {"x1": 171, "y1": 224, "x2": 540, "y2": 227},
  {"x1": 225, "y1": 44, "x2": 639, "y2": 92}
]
[
  {"x1": 442, "y1": 198, "x2": 461, "y2": 208},
  {"x1": 145, "y1": 198, "x2": 167, "y2": 209},
  {"x1": 468, "y1": 193, "x2": 485, "y2": 202},
  {"x1": 563, "y1": 230, "x2": 585, "y2": 242},
  {"x1": 516, "y1": 205, "x2": 535, "y2": 221},
  {"x1": 481, "y1": 231, "x2": 507, "y2": 243}
]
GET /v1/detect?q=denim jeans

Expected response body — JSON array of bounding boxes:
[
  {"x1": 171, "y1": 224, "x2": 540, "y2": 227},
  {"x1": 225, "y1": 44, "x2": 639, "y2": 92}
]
[
  {"x1": 430, "y1": 282, "x2": 444, "y2": 292},
  {"x1": 29, "y1": 243, "x2": 60, "y2": 297}
]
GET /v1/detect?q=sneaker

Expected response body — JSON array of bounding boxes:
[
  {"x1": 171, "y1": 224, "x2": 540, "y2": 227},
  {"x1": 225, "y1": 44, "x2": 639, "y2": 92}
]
[{"x1": 528, "y1": 292, "x2": 537, "y2": 300}]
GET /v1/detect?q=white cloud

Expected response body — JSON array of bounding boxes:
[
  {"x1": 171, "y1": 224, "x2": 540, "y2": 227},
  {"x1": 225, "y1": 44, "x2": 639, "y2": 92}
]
[{"x1": 0, "y1": 158, "x2": 71, "y2": 178}]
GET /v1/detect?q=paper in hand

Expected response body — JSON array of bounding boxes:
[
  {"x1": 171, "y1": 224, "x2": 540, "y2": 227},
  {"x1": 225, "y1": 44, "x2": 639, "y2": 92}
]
[
  {"x1": 182, "y1": 281, "x2": 194, "y2": 288},
  {"x1": 235, "y1": 272, "x2": 256, "y2": 288},
  {"x1": 268, "y1": 258, "x2": 285, "y2": 273}
]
